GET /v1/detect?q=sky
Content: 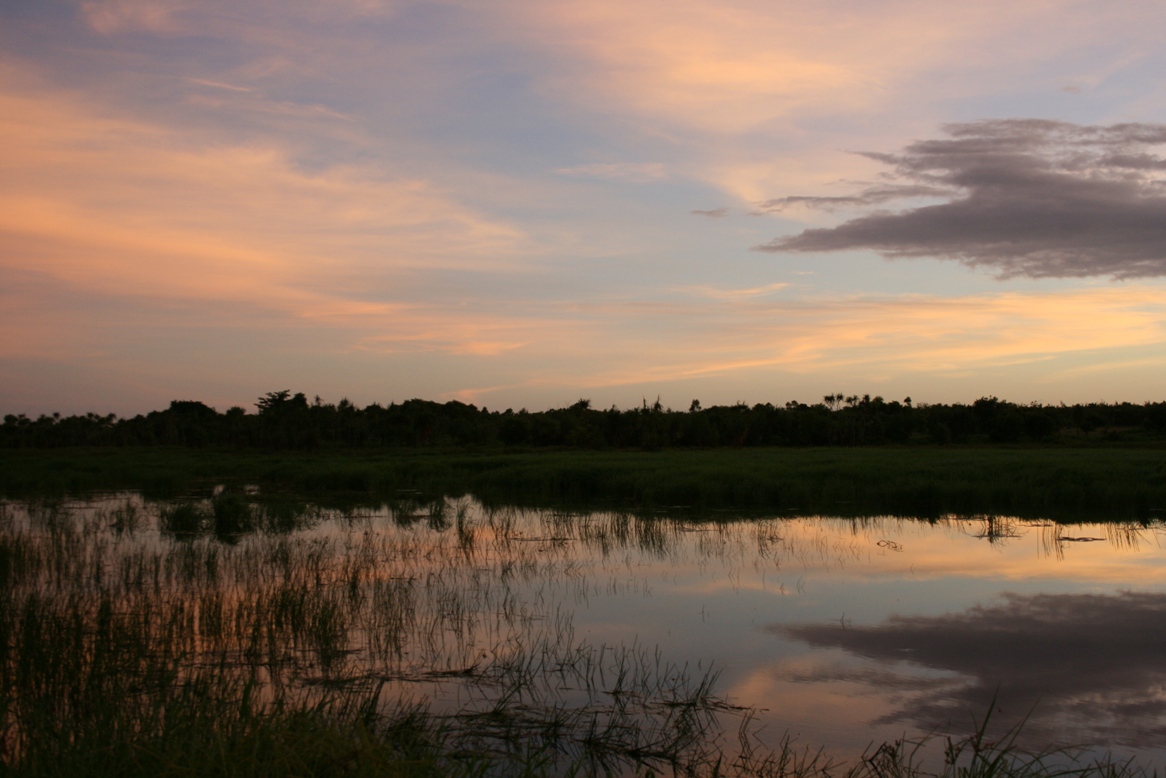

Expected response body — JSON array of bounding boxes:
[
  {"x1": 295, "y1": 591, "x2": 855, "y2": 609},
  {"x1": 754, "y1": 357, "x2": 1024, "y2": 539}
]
[{"x1": 4, "y1": 0, "x2": 1166, "y2": 415}]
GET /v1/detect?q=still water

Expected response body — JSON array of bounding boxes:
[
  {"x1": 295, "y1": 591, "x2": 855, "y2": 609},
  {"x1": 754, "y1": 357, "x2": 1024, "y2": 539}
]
[{"x1": 7, "y1": 492, "x2": 1166, "y2": 768}]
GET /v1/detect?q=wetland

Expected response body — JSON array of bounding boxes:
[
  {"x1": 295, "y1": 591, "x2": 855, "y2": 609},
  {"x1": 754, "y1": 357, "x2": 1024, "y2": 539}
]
[{"x1": 5, "y1": 473, "x2": 1166, "y2": 776}]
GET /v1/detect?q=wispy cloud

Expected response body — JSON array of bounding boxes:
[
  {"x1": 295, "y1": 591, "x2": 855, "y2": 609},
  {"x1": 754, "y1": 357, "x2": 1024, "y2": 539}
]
[
  {"x1": 759, "y1": 120, "x2": 1166, "y2": 279},
  {"x1": 82, "y1": 0, "x2": 188, "y2": 34},
  {"x1": 374, "y1": 286, "x2": 1166, "y2": 408},
  {"x1": 758, "y1": 183, "x2": 949, "y2": 213},
  {"x1": 554, "y1": 162, "x2": 667, "y2": 182},
  {"x1": 0, "y1": 76, "x2": 526, "y2": 261},
  {"x1": 186, "y1": 77, "x2": 253, "y2": 93},
  {"x1": 490, "y1": 1, "x2": 1166, "y2": 206},
  {"x1": 552, "y1": 285, "x2": 1166, "y2": 390},
  {"x1": 677, "y1": 282, "x2": 789, "y2": 300},
  {"x1": 691, "y1": 207, "x2": 728, "y2": 217},
  {"x1": 509, "y1": 0, "x2": 957, "y2": 134},
  {"x1": 0, "y1": 73, "x2": 533, "y2": 355}
]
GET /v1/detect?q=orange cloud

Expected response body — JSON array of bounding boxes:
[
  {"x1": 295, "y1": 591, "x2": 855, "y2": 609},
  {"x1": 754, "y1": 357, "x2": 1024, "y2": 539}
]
[
  {"x1": 508, "y1": 1, "x2": 909, "y2": 133},
  {"x1": 550, "y1": 285, "x2": 1166, "y2": 390},
  {"x1": 302, "y1": 282, "x2": 1166, "y2": 406},
  {"x1": 0, "y1": 71, "x2": 536, "y2": 359},
  {"x1": 481, "y1": 1, "x2": 1166, "y2": 202}
]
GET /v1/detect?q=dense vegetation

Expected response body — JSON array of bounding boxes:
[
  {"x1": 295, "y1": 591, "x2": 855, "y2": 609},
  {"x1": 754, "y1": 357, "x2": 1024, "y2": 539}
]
[
  {"x1": 6, "y1": 391, "x2": 1166, "y2": 450},
  {"x1": 4, "y1": 447, "x2": 1166, "y2": 521}
]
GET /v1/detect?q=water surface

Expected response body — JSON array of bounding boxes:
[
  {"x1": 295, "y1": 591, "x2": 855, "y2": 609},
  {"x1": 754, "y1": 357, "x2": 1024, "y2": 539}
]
[{"x1": 6, "y1": 493, "x2": 1165, "y2": 769}]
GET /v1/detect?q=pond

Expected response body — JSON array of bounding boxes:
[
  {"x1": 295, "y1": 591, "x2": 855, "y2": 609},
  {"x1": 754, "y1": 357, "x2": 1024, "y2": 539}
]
[{"x1": 4, "y1": 491, "x2": 1164, "y2": 774}]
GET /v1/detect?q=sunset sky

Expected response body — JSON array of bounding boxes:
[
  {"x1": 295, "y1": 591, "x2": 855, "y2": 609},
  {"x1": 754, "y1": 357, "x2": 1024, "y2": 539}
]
[{"x1": 5, "y1": 1, "x2": 1166, "y2": 415}]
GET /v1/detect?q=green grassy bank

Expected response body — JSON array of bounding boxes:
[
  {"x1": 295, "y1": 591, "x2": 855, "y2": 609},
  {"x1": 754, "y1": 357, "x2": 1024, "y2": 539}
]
[{"x1": 3, "y1": 446, "x2": 1165, "y2": 520}]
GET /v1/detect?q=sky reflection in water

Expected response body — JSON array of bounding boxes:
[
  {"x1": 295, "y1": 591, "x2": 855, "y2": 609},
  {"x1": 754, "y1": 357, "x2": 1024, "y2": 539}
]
[{"x1": 508, "y1": 511, "x2": 1166, "y2": 763}]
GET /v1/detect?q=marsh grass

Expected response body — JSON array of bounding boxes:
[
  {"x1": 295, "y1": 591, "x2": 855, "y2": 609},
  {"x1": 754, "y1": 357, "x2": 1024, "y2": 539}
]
[
  {"x1": 0, "y1": 494, "x2": 1158, "y2": 777},
  {"x1": 0, "y1": 495, "x2": 769, "y2": 776}
]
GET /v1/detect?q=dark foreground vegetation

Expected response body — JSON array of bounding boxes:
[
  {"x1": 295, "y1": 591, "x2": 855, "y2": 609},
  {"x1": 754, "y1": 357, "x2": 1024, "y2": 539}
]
[
  {"x1": 4, "y1": 446, "x2": 1166, "y2": 522},
  {"x1": 0, "y1": 496, "x2": 1156, "y2": 777},
  {"x1": 7, "y1": 391, "x2": 1166, "y2": 449}
]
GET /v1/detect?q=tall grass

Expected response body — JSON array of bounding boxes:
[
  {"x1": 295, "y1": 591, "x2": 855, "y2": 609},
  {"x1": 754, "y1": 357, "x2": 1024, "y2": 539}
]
[{"x1": 0, "y1": 495, "x2": 767, "y2": 775}]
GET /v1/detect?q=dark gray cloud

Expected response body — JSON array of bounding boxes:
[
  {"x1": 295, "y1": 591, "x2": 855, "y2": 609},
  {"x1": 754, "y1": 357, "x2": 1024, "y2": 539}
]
[
  {"x1": 758, "y1": 184, "x2": 950, "y2": 213},
  {"x1": 756, "y1": 120, "x2": 1166, "y2": 278},
  {"x1": 776, "y1": 591, "x2": 1166, "y2": 749},
  {"x1": 692, "y1": 207, "x2": 729, "y2": 218}
]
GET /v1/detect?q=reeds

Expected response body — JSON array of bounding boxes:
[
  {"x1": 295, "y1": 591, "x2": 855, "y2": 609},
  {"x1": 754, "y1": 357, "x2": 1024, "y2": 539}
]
[{"x1": 0, "y1": 494, "x2": 759, "y2": 775}]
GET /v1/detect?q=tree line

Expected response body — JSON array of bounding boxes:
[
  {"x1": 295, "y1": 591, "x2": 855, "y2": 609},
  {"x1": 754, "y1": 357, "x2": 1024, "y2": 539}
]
[{"x1": 4, "y1": 391, "x2": 1166, "y2": 449}]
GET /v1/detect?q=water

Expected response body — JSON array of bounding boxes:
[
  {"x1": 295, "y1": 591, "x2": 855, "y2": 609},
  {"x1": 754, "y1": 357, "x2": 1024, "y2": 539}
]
[{"x1": 5, "y1": 492, "x2": 1165, "y2": 770}]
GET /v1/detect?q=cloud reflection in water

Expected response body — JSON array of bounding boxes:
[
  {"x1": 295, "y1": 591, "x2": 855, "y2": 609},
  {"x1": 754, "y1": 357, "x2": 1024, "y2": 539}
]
[{"x1": 777, "y1": 591, "x2": 1166, "y2": 749}]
